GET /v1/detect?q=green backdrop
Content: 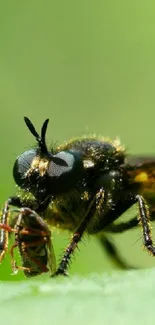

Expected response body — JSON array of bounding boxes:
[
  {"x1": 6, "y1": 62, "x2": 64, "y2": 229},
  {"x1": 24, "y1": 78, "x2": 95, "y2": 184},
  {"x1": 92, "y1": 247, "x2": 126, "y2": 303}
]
[
  {"x1": 1, "y1": 2, "x2": 155, "y2": 324},
  {"x1": 1, "y1": 0, "x2": 155, "y2": 281}
]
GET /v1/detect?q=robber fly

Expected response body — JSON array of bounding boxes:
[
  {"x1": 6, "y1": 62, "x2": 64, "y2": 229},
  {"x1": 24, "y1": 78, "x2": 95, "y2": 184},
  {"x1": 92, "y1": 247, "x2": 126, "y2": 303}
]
[{"x1": 1, "y1": 117, "x2": 155, "y2": 277}]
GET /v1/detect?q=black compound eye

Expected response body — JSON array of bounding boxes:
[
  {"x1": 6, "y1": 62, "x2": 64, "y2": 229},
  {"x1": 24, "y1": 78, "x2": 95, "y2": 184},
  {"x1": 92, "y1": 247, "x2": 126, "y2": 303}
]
[
  {"x1": 47, "y1": 151, "x2": 84, "y2": 194},
  {"x1": 13, "y1": 149, "x2": 37, "y2": 187},
  {"x1": 48, "y1": 151, "x2": 75, "y2": 177}
]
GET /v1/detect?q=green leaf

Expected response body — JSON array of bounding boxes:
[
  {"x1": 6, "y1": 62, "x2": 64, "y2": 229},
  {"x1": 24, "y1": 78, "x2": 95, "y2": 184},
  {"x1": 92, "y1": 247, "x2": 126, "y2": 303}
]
[{"x1": 1, "y1": 268, "x2": 155, "y2": 325}]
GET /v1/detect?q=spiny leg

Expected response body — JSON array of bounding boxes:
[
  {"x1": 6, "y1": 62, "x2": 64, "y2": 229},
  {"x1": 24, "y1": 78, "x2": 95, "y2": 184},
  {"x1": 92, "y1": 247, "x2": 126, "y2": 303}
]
[
  {"x1": 136, "y1": 194, "x2": 155, "y2": 255},
  {"x1": 105, "y1": 194, "x2": 155, "y2": 258},
  {"x1": 99, "y1": 195, "x2": 155, "y2": 267},
  {"x1": 54, "y1": 188, "x2": 105, "y2": 276}
]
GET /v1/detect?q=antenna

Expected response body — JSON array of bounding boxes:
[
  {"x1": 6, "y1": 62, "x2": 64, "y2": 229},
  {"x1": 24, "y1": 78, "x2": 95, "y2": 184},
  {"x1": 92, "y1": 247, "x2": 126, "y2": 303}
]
[{"x1": 24, "y1": 117, "x2": 49, "y2": 154}]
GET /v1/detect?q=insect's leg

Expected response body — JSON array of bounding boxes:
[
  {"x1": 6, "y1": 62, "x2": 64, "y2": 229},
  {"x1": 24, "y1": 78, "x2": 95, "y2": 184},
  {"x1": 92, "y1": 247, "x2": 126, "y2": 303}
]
[
  {"x1": 8, "y1": 212, "x2": 29, "y2": 274},
  {"x1": 136, "y1": 194, "x2": 155, "y2": 255},
  {"x1": 110, "y1": 194, "x2": 155, "y2": 256},
  {"x1": 0, "y1": 196, "x2": 30, "y2": 262},
  {"x1": 98, "y1": 233, "x2": 137, "y2": 269},
  {"x1": 99, "y1": 195, "x2": 155, "y2": 268},
  {"x1": 9, "y1": 242, "x2": 26, "y2": 274},
  {"x1": 99, "y1": 195, "x2": 155, "y2": 266},
  {"x1": 0, "y1": 200, "x2": 13, "y2": 262},
  {"x1": 54, "y1": 188, "x2": 105, "y2": 276}
]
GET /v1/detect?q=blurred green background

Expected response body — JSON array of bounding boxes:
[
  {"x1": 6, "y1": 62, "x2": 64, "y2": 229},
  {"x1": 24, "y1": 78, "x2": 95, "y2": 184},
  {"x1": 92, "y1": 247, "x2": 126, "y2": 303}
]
[{"x1": 1, "y1": 0, "x2": 155, "y2": 281}]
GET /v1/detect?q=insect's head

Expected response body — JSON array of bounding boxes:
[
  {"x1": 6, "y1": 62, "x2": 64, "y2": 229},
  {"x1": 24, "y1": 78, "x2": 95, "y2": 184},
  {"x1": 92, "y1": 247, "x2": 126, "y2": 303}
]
[{"x1": 13, "y1": 117, "x2": 84, "y2": 201}]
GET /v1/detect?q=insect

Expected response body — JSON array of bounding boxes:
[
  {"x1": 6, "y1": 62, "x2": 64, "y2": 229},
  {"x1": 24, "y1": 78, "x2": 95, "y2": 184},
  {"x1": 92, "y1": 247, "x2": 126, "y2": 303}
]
[
  {"x1": 0, "y1": 203, "x2": 56, "y2": 277},
  {"x1": 1, "y1": 116, "x2": 155, "y2": 277}
]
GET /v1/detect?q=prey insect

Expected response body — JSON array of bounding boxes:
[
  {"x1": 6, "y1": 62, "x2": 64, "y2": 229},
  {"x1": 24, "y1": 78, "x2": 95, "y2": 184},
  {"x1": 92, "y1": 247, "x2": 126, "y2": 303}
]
[
  {"x1": 0, "y1": 203, "x2": 56, "y2": 277},
  {"x1": 1, "y1": 116, "x2": 155, "y2": 277}
]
